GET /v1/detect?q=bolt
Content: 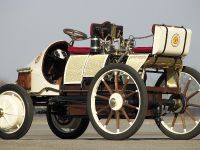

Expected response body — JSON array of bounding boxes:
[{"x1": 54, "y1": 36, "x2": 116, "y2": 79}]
[
  {"x1": 0, "y1": 108, "x2": 4, "y2": 117},
  {"x1": 110, "y1": 98, "x2": 116, "y2": 108}
]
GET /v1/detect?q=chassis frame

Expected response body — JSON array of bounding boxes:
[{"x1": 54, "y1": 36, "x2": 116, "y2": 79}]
[{"x1": 0, "y1": 22, "x2": 200, "y2": 140}]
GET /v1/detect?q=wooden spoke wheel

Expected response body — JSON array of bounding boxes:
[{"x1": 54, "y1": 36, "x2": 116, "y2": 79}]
[
  {"x1": 155, "y1": 66, "x2": 200, "y2": 140},
  {"x1": 87, "y1": 64, "x2": 148, "y2": 140}
]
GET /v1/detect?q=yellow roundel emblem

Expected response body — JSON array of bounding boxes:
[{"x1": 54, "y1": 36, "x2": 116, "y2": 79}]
[{"x1": 171, "y1": 34, "x2": 180, "y2": 47}]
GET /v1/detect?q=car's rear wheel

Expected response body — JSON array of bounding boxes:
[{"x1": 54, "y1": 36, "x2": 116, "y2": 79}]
[
  {"x1": 47, "y1": 105, "x2": 89, "y2": 139},
  {"x1": 155, "y1": 66, "x2": 200, "y2": 140}
]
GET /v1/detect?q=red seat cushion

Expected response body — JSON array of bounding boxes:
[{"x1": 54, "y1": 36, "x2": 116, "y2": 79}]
[
  {"x1": 68, "y1": 46, "x2": 152, "y2": 54},
  {"x1": 68, "y1": 47, "x2": 91, "y2": 54},
  {"x1": 132, "y1": 47, "x2": 153, "y2": 53}
]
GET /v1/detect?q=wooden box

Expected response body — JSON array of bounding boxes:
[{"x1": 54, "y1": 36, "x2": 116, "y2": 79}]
[{"x1": 17, "y1": 72, "x2": 31, "y2": 90}]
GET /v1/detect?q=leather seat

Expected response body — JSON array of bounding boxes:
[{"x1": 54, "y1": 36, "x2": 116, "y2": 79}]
[
  {"x1": 132, "y1": 47, "x2": 153, "y2": 53},
  {"x1": 68, "y1": 46, "x2": 91, "y2": 54},
  {"x1": 68, "y1": 46, "x2": 153, "y2": 54}
]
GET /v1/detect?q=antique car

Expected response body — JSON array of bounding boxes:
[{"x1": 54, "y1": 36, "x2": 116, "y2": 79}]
[{"x1": 0, "y1": 21, "x2": 200, "y2": 140}]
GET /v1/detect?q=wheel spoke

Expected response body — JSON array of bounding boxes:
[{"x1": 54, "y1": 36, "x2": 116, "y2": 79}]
[
  {"x1": 180, "y1": 113, "x2": 187, "y2": 132},
  {"x1": 125, "y1": 91, "x2": 137, "y2": 99},
  {"x1": 183, "y1": 78, "x2": 191, "y2": 96},
  {"x1": 96, "y1": 94, "x2": 109, "y2": 101},
  {"x1": 4, "y1": 113, "x2": 24, "y2": 117},
  {"x1": 105, "y1": 110, "x2": 113, "y2": 126},
  {"x1": 16, "y1": 124, "x2": 20, "y2": 129},
  {"x1": 114, "y1": 72, "x2": 119, "y2": 93},
  {"x1": 186, "y1": 90, "x2": 200, "y2": 102},
  {"x1": 97, "y1": 105, "x2": 110, "y2": 114},
  {"x1": 121, "y1": 76, "x2": 129, "y2": 94},
  {"x1": 102, "y1": 79, "x2": 113, "y2": 95},
  {"x1": 3, "y1": 116, "x2": 12, "y2": 128},
  {"x1": 171, "y1": 113, "x2": 178, "y2": 129},
  {"x1": 188, "y1": 103, "x2": 200, "y2": 108},
  {"x1": 124, "y1": 103, "x2": 139, "y2": 110},
  {"x1": 186, "y1": 108, "x2": 198, "y2": 124},
  {"x1": 121, "y1": 108, "x2": 131, "y2": 125},
  {"x1": 115, "y1": 111, "x2": 120, "y2": 132}
]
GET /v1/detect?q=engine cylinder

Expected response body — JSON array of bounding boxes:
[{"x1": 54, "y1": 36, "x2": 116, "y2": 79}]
[{"x1": 91, "y1": 36, "x2": 101, "y2": 53}]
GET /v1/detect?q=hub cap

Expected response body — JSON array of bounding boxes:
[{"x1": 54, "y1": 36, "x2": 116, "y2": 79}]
[
  {"x1": 0, "y1": 91, "x2": 25, "y2": 133},
  {"x1": 109, "y1": 93, "x2": 123, "y2": 111},
  {"x1": 0, "y1": 108, "x2": 4, "y2": 117},
  {"x1": 169, "y1": 94, "x2": 187, "y2": 113}
]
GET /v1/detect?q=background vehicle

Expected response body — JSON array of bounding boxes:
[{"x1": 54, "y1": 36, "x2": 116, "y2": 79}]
[{"x1": 0, "y1": 21, "x2": 199, "y2": 140}]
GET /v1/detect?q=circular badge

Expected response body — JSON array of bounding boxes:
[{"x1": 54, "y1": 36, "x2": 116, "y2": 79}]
[{"x1": 171, "y1": 34, "x2": 180, "y2": 47}]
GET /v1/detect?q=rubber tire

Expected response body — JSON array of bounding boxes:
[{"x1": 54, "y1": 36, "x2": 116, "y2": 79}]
[
  {"x1": 155, "y1": 66, "x2": 200, "y2": 140},
  {"x1": 46, "y1": 105, "x2": 89, "y2": 139},
  {"x1": 87, "y1": 64, "x2": 148, "y2": 140},
  {"x1": 0, "y1": 84, "x2": 33, "y2": 139}
]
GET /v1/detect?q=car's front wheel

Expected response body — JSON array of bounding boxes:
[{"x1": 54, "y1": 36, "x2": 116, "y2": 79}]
[
  {"x1": 0, "y1": 84, "x2": 33, "y2": 139},
  {"x1": 87, "y1": 64, "x2": 148, "y2": 140}
]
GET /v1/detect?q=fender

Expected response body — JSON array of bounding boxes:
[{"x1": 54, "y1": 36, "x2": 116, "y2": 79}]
[{"x1": 25, "y1": 40, "x2": 67, "y2": 95}]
